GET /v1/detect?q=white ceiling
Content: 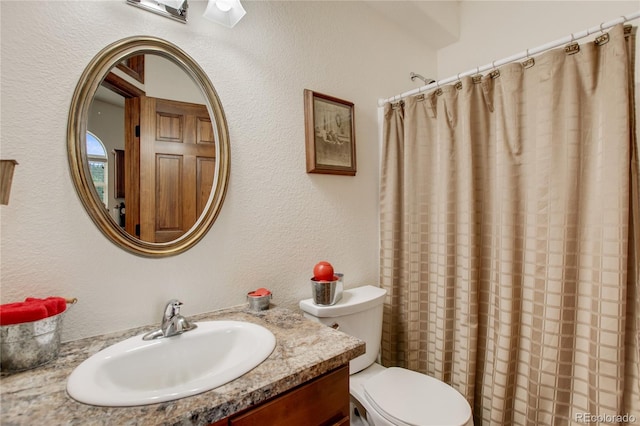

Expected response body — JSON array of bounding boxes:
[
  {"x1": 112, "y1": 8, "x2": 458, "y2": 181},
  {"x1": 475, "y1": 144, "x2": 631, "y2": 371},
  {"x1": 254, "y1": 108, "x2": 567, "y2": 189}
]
[{"x1": 363, "y1": 0, "x2": 461, "y2": 49}]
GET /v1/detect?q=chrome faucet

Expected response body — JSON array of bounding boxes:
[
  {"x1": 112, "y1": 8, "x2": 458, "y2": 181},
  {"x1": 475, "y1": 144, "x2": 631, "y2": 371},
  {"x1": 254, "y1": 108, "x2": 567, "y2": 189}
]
[{"x1": 143, "y1": 299, "x2": 197, "y2": 340}]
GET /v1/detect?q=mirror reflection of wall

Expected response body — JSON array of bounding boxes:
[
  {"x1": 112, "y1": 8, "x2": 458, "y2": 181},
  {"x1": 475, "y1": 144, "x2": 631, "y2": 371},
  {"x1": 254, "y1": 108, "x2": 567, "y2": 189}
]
[{"x1": 145, "y1": 55, "x2": 205, "y2": 104}]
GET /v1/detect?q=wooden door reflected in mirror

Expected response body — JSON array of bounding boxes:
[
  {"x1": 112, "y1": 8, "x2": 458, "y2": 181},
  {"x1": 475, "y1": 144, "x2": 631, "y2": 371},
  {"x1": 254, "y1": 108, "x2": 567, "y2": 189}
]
[{"x1": 138, "y1": 96, "x2": 216, "y2": 242}]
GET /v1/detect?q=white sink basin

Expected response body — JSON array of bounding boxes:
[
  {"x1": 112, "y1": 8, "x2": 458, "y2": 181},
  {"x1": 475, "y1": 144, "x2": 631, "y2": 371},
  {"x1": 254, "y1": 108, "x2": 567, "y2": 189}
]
[{"x1": 66, "y1": 320, "x2": 276, "y2": 406}]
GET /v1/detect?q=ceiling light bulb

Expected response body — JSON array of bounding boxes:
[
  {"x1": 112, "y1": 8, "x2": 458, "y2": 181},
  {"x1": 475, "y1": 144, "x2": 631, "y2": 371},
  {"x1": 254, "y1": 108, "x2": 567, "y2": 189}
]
[
  {"x1": 215, "y1": 0, "x2": 232, "y2": 12},
  {"x1": 203, "y1": 0, "x2": 246, "y2": 28}
]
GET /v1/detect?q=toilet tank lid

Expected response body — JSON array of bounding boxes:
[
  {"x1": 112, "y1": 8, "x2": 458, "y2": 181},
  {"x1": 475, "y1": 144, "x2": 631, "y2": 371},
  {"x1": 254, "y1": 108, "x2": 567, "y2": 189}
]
[{"x1": 299, "y1": 285, "x2": 387, "y2": 318}]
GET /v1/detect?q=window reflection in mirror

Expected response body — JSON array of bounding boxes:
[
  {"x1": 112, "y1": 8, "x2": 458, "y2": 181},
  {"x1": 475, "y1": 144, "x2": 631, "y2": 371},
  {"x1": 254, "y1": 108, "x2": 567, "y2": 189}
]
[{"x1": 86, "y1": 131, "x2": 108, "y2": 209}]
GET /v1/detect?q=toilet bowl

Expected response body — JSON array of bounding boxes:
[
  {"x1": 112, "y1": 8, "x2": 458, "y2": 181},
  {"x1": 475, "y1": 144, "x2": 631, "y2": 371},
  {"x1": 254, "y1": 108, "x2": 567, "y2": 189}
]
[
  {"x1": 300, "y1": 285, "x2": 473, "y2": 426},
  {"x1": 351, "y1": 364, "x2": 472, "y2": 426}
]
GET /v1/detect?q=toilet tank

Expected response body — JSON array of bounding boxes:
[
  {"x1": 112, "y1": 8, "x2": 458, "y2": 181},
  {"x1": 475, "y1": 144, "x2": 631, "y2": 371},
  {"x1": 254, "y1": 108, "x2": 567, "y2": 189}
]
[{"x1": 299, "y1": 285, "x2": 387, "y2": 374}]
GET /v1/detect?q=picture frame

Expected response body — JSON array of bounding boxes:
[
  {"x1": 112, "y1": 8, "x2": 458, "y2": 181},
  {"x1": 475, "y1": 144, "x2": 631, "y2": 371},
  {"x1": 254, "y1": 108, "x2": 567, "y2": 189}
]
[{"x1": 304, "y1": 89, "x2": 356, "y2": 175}]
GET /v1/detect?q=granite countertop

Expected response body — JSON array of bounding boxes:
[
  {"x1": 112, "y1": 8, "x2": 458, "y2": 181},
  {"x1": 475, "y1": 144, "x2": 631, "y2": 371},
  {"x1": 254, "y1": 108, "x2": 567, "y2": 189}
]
[{"x1": 0, "y1": 305, "x2": 365, "y2": 425}]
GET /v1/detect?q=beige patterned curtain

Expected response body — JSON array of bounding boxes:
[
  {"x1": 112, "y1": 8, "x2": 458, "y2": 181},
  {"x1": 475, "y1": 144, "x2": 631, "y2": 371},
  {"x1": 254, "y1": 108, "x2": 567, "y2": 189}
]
[{"x1": 380, "y1": 24, "x2": 639, "y2": 425}]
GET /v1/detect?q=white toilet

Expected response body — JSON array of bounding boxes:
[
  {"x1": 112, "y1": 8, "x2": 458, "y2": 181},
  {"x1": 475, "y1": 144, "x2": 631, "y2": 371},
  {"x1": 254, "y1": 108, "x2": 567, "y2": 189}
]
[{"x1": 300, "y1": 285, "x2": 473, "y2": 426}]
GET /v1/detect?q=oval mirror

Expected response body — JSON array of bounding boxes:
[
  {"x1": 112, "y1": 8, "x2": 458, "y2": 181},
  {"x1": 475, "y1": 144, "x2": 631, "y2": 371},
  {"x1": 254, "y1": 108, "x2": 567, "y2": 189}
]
[{"x1": 68, "y1": 36, "x2": 230, "y2": 257}]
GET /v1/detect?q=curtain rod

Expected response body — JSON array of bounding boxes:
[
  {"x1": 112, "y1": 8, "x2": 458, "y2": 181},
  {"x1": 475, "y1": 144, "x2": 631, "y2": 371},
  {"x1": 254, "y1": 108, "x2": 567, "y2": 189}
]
[{"x1": 378, "y1": 11, "x2": 640, "y2": 107}]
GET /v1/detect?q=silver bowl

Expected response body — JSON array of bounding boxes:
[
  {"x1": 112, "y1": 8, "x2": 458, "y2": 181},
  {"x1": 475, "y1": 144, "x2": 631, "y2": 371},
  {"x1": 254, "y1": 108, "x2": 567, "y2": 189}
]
[
  {"x1": 0, "y1": 310, "x2": 67, "y2": 374},
  {"x1": 310, "y1": 277, "x2": 343, "y2": 306},
  {"x1": 247, "y1": 293, "x2": 272, "y2": 311}
]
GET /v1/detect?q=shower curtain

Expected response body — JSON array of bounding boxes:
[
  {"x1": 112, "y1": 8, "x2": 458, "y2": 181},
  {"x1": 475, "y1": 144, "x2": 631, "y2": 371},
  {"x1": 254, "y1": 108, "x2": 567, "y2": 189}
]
[{"x1": 380, "y1": 24, "x2": 639, "y2": 425}]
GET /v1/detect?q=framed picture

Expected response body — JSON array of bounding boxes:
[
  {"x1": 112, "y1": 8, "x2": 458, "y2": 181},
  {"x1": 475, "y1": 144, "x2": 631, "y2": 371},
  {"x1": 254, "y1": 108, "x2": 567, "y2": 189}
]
[{"x1": 304, "y1": 89, "x2": 356, "y2": 175}]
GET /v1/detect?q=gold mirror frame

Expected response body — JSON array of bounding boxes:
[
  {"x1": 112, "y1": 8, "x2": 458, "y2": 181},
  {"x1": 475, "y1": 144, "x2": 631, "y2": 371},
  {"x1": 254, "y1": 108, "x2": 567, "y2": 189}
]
[{"x1": 68, "y1": 36, "x2": 230, "y2": 257}]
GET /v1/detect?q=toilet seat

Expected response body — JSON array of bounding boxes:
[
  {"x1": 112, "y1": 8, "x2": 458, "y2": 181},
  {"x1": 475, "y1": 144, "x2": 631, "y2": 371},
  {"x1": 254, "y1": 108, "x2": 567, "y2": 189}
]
[{"x1": 363, "y1": 367, "x2": 472, "y2": 426}]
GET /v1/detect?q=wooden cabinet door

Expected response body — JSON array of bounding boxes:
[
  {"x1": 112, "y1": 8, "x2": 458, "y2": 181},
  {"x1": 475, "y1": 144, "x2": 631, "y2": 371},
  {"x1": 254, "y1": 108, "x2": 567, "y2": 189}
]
[
  {"x1": 138, "y1": 96, "x2": 216, "y2": 243},
  {"x1": 228, "y1": 366, "x2": 350, "y2": 426}
]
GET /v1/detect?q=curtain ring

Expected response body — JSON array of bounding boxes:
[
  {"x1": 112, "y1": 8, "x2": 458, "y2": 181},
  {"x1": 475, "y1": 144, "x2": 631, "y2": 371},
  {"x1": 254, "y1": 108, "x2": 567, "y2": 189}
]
[
  {"x1": 455, "y1": 73, "x2": 463, "y2": 90},
  {"x1": 523, "y1": 48, "x2": 535, "y2": 69},
  {"x1": 472, "y1": 66, "x2": 482, "y2": 84},
  {"x1": 565, "y1": 33, "x2": 580, "y2": 54},
  {"x1": 435, "y1": 80, "x2": 443, "y2": 96},
  {"x1": 489, "y1": 61, "x2": 500, "y2": 79}
]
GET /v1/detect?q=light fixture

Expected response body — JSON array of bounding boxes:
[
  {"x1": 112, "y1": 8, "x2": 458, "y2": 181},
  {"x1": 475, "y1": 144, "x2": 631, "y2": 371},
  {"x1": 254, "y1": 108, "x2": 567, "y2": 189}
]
[
  {"x1": 126, "y1": 0, "x2": 188, "y2": 23},
  {"x1": 157, "y1": 0, "x2": 185, "y2": 9},
  {"x1": 203, "y1": 0, "x2": 246, "y2": 28}
]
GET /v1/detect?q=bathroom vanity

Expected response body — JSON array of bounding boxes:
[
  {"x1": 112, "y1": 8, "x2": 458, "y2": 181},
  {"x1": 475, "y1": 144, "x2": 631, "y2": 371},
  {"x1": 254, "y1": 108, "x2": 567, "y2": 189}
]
[
  {"x1": 0, "y1": 306, "x2": 364, "y2": 425},
  {"x1": 214, "y1": 366, "x2": 350, "y2": 426}
]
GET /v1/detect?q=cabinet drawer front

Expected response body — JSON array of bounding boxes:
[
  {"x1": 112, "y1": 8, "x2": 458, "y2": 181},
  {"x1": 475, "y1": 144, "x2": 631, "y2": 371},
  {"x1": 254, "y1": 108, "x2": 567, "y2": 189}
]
[{"x1": 230, "y1": 366, "x2": 350, "y2": 426}]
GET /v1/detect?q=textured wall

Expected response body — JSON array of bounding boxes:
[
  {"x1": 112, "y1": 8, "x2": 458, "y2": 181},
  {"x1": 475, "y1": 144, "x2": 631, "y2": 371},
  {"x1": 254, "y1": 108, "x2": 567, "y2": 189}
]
[{"x1": 0, "y1": 1, "x2": 437, "y2": 341}]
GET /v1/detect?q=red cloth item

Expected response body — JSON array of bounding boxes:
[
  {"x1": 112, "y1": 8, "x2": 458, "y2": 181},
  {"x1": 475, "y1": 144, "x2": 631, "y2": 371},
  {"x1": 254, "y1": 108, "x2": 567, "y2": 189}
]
[
  {"x1": 0, "y1": 297, "x2": 67, "y2": 326},
  {"x1": 25, "y1": 297, "x2": 67, "y2": 316},
  {"x1": 0, "y1": 302, "x2": 48, "y2": 326}
]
